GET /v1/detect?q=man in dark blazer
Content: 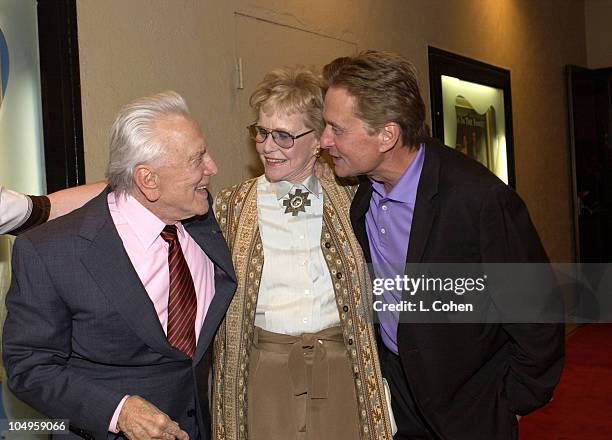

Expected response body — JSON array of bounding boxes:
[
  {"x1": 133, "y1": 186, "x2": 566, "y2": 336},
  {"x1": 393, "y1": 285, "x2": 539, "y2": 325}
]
[
  {"x1": 321, "y1": 51, "x2": 564, "y2": 439},
  {"x1": 3, "y1": 91, "x2": 236, "y2": 440}
]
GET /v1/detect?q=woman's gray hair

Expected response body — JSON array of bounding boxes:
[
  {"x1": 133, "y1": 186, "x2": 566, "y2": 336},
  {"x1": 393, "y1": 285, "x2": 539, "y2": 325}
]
[
  {"x1": 106, "y1": 90, "x2": 190, "y2": 195},
  {"x1": 249, "y1": 66, "x2": 325, "y2": 136}
]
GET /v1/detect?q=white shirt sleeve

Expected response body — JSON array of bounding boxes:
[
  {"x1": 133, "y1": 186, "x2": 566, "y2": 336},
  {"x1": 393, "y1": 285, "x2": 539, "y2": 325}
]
[{"x1": 0, "y1": 186, "x2": 32, "y2": 234}]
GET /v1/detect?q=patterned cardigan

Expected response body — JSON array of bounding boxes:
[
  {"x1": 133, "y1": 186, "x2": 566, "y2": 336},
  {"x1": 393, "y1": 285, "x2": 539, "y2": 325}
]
[{"x1": 211, "y1": 175, "x2": 394, "y2": 440}]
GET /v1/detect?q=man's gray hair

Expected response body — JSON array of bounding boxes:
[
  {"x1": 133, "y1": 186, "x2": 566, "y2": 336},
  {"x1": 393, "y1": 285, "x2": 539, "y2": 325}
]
[{"x1": 106, "y1": 90, "x2": 190, "y2": 195}]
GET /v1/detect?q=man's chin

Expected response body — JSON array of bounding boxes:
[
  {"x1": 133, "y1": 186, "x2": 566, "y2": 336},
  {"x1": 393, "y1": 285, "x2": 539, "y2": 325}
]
[
  {"x1": 194, "y1": 202, "x2": 210, "y2": 217},
  {"x1": 331, "y1": 163, "x2": 351, "y2": 178}
]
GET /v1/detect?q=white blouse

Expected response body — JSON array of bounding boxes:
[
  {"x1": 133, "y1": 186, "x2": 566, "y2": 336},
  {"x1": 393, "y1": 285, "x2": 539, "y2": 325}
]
[{"x1": 255, "y1": 174, "x2": 340, "y2": 335}]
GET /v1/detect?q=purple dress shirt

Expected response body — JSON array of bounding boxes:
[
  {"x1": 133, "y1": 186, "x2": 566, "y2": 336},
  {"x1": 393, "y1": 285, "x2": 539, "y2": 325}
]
[{"x1": 366, "y1": 145, "x2": 425, "y2": 354}]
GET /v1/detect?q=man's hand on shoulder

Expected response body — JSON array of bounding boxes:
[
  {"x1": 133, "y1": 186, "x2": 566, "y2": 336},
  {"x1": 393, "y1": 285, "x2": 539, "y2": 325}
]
[{"x1": 117, "y1": 396, "x2": 189, "y2": 440}]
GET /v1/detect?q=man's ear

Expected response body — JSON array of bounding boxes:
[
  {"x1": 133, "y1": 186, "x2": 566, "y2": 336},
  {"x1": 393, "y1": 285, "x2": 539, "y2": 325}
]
[
  {"x1": 377, "y1": 122, "x2": 402, "y2": 153},
  {"x1": 134, "y1": 165, "x2": 161, "y2": 202}
]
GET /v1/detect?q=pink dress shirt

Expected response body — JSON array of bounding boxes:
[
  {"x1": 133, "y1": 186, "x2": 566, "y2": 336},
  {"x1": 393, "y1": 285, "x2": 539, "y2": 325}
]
[{"x1": 107, "y1": 192, "x2": 215, "y2": 432}]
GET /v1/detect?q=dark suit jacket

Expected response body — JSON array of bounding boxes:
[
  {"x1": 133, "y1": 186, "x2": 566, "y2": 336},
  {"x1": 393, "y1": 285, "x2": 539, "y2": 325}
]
[
  {"x1": 351, "y1": 138, "x2": 564, "y2": 440},
  {"x1": 2, "y1": 188, "x2": 237, "y2": 440}
]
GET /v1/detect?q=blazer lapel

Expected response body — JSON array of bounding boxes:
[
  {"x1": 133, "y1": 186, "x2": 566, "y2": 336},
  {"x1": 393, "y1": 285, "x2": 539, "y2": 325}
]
[
  {"x1": 185, "y1": 206, "x2": 237, "y2": 365},
  {"x1": 78, "y1": 189, "x2": 182, "y2": 360},
  {"x1": 350, "y1": 176, "x2": 374, "y2": 263},
  {"x1": 406, "y1": 141, "x2": 440, "y2": 264},
  {"x1": 184, "y1": 211, "x2": 235, "y2": 280}
]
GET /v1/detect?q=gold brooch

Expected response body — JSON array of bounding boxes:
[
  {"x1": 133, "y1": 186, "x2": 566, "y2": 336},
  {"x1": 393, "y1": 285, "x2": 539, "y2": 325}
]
[{"x1": 283, "y1": 189, "x2": 311, "y2": 216}]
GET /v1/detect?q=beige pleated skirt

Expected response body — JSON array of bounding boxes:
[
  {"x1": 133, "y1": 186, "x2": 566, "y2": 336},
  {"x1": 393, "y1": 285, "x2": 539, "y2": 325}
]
[{"x1": 247, "y1": 326, "x2": 361, "y2": 440}]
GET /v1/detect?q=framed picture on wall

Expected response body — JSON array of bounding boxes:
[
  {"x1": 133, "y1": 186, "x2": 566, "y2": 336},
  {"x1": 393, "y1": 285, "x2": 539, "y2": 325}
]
[{"x1": 428, "y1": 47, "x2": 515, "y2": 188}]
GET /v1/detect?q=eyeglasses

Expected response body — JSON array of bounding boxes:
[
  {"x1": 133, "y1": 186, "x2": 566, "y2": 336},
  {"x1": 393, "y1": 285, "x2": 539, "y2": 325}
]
[{"x1": 247, "y1": 123, "x2": 314, "y2": 149}]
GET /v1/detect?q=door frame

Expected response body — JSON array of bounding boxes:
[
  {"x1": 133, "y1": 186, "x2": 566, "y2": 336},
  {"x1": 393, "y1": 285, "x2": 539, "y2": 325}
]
[
  {"x1": 37, "y1": 0, "x2": 85, "y2": 192},
  {"x1": 566, "y1": 64, "x2": 612, "y2": 262}
]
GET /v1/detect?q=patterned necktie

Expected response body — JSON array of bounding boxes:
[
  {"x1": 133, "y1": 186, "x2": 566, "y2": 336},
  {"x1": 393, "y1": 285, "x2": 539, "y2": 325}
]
[{"x1": 160, "y1": 224, "x2": 197, "y2": 357}]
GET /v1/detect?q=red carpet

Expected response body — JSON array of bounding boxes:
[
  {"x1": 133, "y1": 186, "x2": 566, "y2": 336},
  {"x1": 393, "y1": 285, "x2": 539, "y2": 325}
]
[{"x1": 520, "y1": 324, "x2": 612, "y2": 439}]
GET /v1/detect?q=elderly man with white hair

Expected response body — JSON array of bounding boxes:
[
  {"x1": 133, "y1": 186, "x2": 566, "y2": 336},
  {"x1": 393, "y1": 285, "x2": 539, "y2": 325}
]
[{"x1": 2, "y1": 91, "x2": 236, "y2": 440}]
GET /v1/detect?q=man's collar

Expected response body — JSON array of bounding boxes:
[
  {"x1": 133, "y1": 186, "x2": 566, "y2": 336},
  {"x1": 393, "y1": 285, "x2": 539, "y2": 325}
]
[
  {"x1": 111, "y1": 192, "x2": 186, "y2": 249},
  {"x1": 370, "y1": 144, "x2": 425, "y2": 203}
]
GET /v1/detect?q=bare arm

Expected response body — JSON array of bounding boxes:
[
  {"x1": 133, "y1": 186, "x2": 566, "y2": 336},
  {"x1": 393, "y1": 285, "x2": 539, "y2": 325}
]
[{"x1": 48, "y1": 181, "x2": 107, "y2": 220}]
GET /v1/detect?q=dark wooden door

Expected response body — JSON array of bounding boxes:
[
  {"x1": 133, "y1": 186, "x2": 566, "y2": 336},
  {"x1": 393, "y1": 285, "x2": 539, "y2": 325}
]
[
  {"x1": 37, "y1": 0, "x2": 85, "y2": 192},
  {"x1": 568, "y1": 65, "x2": 612, "y2": 262}
]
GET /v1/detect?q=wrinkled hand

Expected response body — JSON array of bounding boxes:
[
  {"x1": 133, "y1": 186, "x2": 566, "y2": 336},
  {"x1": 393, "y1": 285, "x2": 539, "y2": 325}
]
[
  {"x1": 313, "y1": 157, "x2": 333, "y2": 180},
  {"x1": 117, "y1": 395, "x2": 189, "y2": 440}
]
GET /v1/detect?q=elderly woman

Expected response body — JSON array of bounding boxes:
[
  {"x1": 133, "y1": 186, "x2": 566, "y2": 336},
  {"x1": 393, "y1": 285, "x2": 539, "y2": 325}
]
[{"x1": 212, "y1": 66, "x2": 393, "y2": 440}]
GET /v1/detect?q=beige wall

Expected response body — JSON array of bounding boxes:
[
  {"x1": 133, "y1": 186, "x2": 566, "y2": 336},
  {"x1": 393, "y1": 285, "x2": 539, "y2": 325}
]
[
  {"x1": 76, "y1": 0, "x2": 587, "y2": 262},
  {"x1": 585, "y1": 0, "x2": 612, "y2": 68}
]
